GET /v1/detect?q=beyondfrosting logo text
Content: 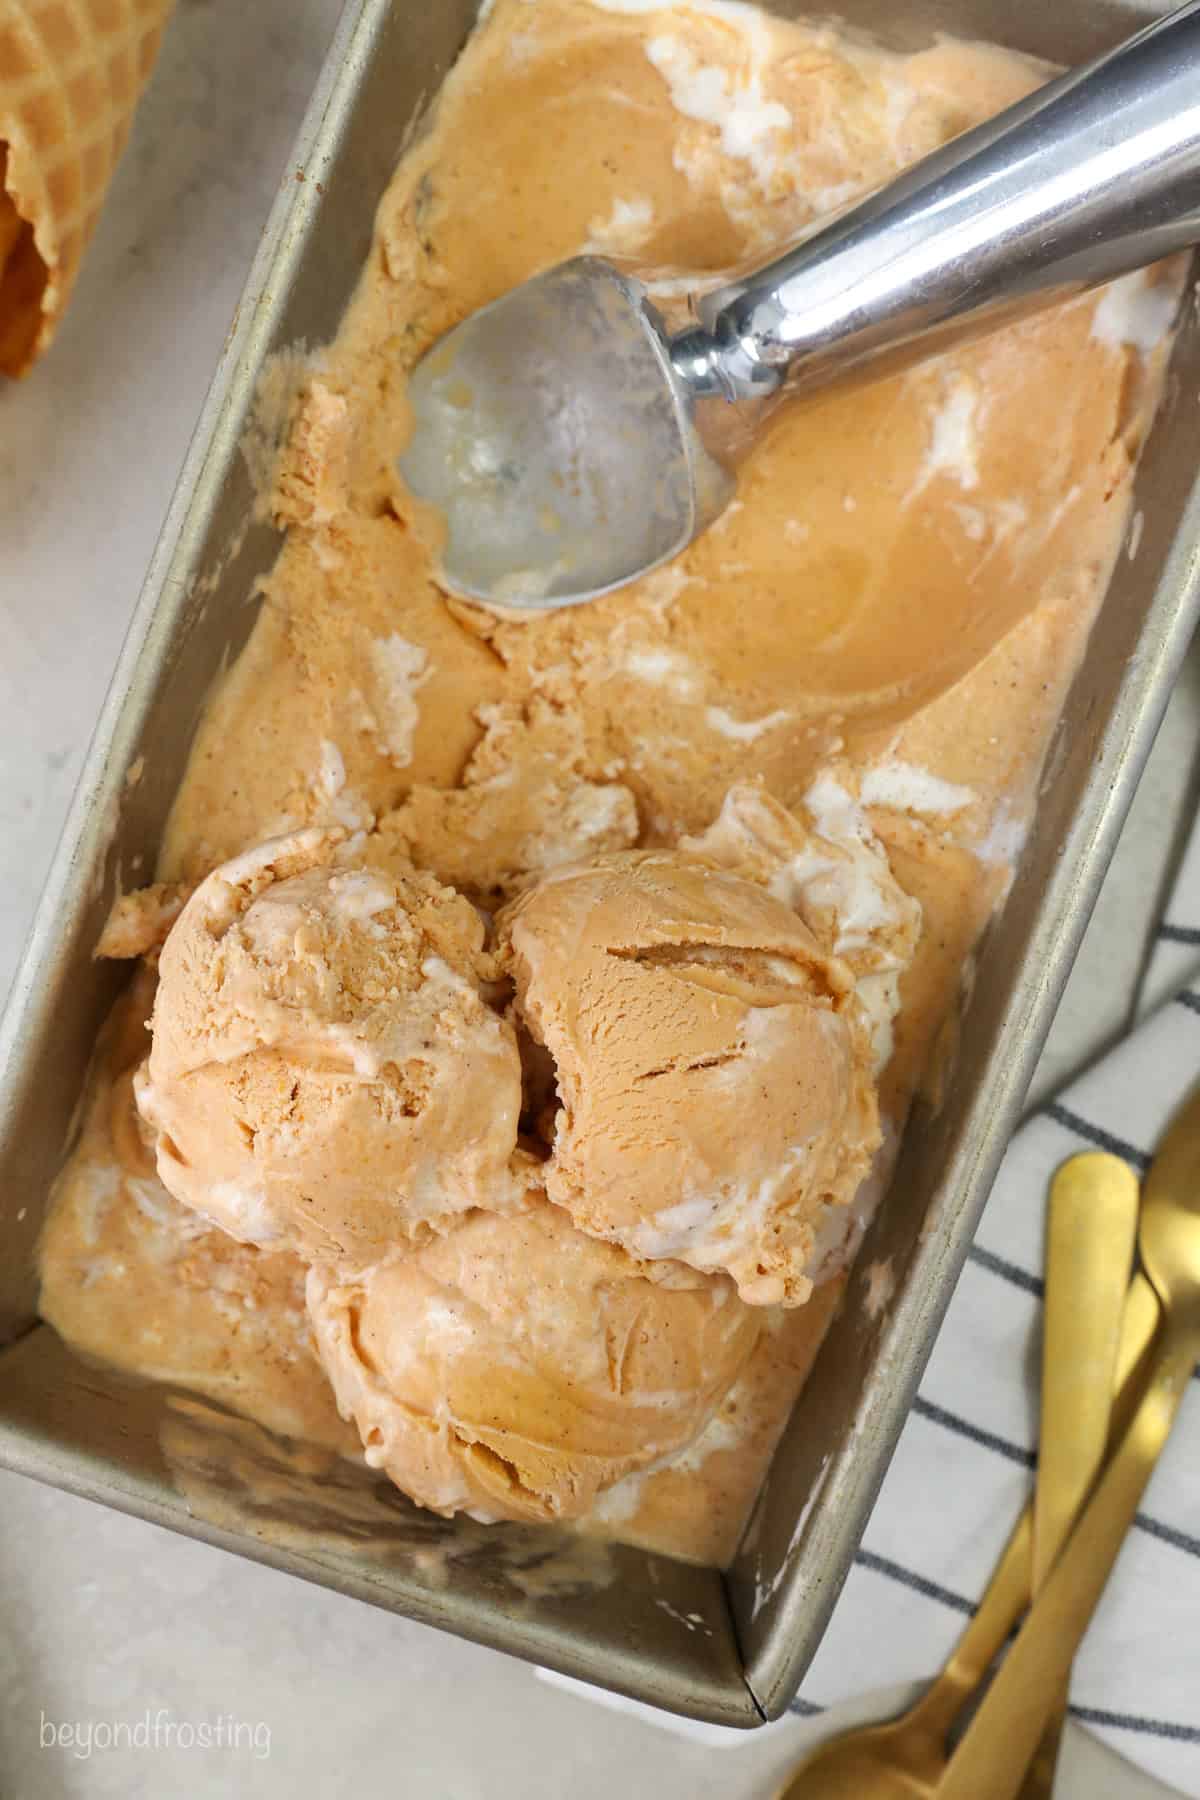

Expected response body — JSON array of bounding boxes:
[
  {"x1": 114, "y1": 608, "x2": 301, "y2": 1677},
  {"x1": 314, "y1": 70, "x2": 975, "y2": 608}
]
[{"x1": 39, "y1": 1709, "x2": 272, "y2": 1761}]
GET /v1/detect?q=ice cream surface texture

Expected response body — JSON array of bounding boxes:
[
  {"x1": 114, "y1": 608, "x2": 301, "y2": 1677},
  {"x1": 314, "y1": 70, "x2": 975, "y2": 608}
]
[
  {"x1": 307, "y1": 1192, "x2": 760, "y2": 1524},
  {"x1": 135, "y1": 829, "x2": 522, "y2": 1265},
  {"x1": 685, "y1": 779, "x2": 923, "y2": 1073},
  {"x1": 39, "y1": 968, "x2": 357, "y2": 1453},
  {"x1": 500, "y1": 851, "x2": 880, "y2": 1305},
  {"x1": 38, "y1": 0, "x2": 1183, "y2": 1566}
]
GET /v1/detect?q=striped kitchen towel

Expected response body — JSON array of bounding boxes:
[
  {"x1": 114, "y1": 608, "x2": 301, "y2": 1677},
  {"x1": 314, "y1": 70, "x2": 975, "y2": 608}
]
[{"x1": 799, "y1": 806, "x2": 1200, "y2": 1793}]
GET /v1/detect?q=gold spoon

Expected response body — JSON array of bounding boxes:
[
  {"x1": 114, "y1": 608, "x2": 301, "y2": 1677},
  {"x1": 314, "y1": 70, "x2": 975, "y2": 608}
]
[
  {"x1": 1018, "y1": 1154, "x2": 1139, "y2": 1799},
  {"x1": 773, "y1": 1155, "x2": 1156, "y2": 1800},
  {"x1": 936, "y1": 1083, "x2": 1200, "y2": 1800}
]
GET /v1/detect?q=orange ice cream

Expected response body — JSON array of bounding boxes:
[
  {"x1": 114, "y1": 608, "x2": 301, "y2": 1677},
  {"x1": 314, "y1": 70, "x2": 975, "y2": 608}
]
[
  {"x1": 37, "y1": 0, "x2": 1184, "y2": 1566},
  {"x1": 499, "y1": 850, "x2": 880, "y2": 1305},
  {"x1": 306, "y1": 1185, "x2": 760, "y2": 1523},
  {"x1": 684, "y1": 777, "x2": 923, "y2": 1071},
  {"x1": 135, "y1": 829, "x2": 523, "y2": 1265},
  {"x1": 38, "y1": 967, "x2": 356, "y2": 1453}
]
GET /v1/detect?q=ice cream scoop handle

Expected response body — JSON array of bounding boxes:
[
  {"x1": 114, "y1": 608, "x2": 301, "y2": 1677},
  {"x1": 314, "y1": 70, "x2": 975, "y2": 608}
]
[{"x1": 686, "y1": 0, "x2": 1200, "y2": 404}]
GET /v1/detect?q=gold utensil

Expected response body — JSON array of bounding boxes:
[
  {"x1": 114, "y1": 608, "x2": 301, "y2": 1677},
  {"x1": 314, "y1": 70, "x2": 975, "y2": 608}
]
[
  {"x1": 772, "y1": 1516, "x2": 1031, "y2": 1799},
  {"x1": 1017, "y1": 1154, "x2": 1140, "y2": 1799},
  {"x1": 773, "y1": 1167, "x2": 1158, "y2": 1800},
  {"x1": 936, "y1": 1085, "x2": 1200, "y2": 1800}
]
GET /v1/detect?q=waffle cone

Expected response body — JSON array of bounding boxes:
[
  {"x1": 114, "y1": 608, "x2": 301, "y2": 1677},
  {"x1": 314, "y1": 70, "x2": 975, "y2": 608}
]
[{"x1": 0, "y1": 0, "x2": 173, "y2": 376}]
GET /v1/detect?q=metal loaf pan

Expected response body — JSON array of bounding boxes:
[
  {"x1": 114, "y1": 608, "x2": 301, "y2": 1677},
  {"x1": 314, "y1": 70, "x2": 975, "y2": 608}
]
[{"x1": 2, "y1": 0, "x2": 1199, "y2": 1728}]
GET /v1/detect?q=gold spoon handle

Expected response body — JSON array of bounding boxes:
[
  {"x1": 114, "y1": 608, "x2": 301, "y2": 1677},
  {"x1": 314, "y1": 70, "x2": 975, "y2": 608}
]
[
  {"x1": 903, "y1": 1513, "x2": 1031, "y2": 1744},
  {"x1": 935, "y1": 1323, "x2": 1198, "y2": 1800},
  {"x1": 1018, "y1": 1155, "x2": 1140, "y2": 1798},
  {"x1": 1032, "y1": 1158, "x2": 1141, "y2": 1580},
  {"x1": 905, "y1": 1261, "x2": 1157, "y2": 1750}
]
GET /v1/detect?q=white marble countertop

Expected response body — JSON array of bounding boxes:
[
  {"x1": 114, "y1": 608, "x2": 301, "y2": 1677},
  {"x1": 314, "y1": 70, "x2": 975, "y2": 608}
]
[{"x1": 1, "y1": 3, "x2": 1196, "y2": 1794}]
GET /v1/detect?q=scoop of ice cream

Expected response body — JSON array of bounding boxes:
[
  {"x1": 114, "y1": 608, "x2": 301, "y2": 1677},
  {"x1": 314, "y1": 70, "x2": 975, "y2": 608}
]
[
  {"x1": 135, "y1": 829, "x2": 522, "y2": 1265},
  {"x1": 684, "y1": 779, "x2": 922, "y2": 1070},
  {"x1": 498, "y1": 850, "x2": 881, "y2": 1306},
  {"x1": 306, "y1": 1184, "x2": 761, "y2": 1522},
  {"x1": 372, "y1": 697, "x2": 639, "y2": 905}
]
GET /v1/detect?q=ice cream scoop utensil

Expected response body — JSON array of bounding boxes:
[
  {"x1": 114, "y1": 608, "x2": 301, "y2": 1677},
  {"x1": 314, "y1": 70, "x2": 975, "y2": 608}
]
[{"x1": 401, "y1": 0, "x2": 1200, "y2": 610}]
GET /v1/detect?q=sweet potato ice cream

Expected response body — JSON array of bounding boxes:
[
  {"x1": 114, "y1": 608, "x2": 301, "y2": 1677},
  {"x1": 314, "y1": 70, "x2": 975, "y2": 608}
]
[
  {"x1": 38, "y1": 0, "x2": 1182, "y2": 1564},
  {"x1": 684, "y1": 778, "x2": 923, "y2": 1071},
  {"x1": 134, "y1": 828, "x2": 523, "y2": 1265},
  {"x1": 499, "y1": 850, "x2": 879, "y2": 1306},
  {"x1": 307, "y1": 1191, "x2": 761, "y2": 1524},
  {"x1": 38, "y1": 966, "x2": 359, "y2": 1455}
]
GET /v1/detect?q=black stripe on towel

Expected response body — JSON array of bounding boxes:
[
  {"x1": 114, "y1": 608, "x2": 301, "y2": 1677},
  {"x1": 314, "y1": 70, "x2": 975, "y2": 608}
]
[
  {"x1": 1132, "y1": 1511, "x2": 1200, "y2": 1560},
  {"x1": 800, "y1": 1565, "x2": 1200, "y2": 1744},
  {"x1": 1070, "y1": 1705, "x2": 1200, "y2": 1744},
  {"x1": 1159, "y1": 923, "x2": 1200, "y2": 946},
  {"x1": 1175, "y1": 990, "x2": 1200, "y2": 1015},
  {"x1": 967, "y1": 1244, "x2": 1044, "y2": 1299},
  {"x1": 788, "y1": 1687, "x2": 1200, "y2": 1747},
  {"x1": 912, "y1": 1396, "x2": 1200, "y2": 1559},
  {"x1": 853, "y1": 1549, "x2": 975, "y2": 1616},
  {"x1": 910, "y1": 1397, "x2": 1036, "y2": 1469},
  {"x1": 1043, "y1": 1102, "x2": 1151, "y2": 1173},
  {"x1": 967, "y1": 1239, "x2": 1200, "y2": 1385}
]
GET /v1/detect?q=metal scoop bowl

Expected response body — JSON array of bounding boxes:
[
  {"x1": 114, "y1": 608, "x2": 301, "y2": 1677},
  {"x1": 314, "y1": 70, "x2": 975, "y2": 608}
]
[
  {"x1": 399, "y1": 260, "x2": 734, "y2": 608},
  {"x1": 400, "y1": 0, "x2": 1200, "y2": 613}
]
